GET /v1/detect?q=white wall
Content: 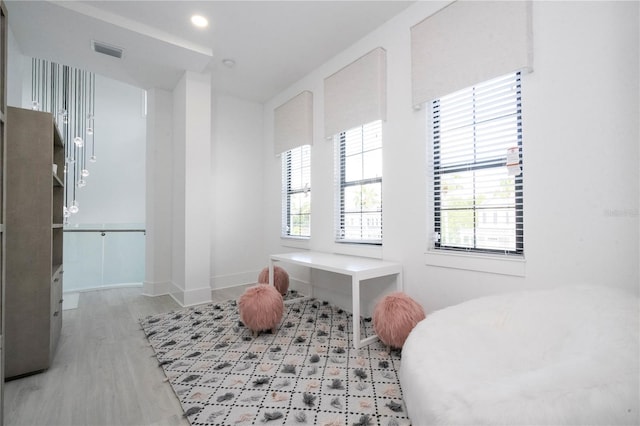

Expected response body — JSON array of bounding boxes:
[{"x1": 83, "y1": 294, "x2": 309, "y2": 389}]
[
  {"x1": 263, "y1": 1, "x2": 640, "y2": 313},
  {"x1": 6, "y1": 26, "x2": 24, "y2": 107},
  {"x1": 144, "y1": 88, "x2": 173, "y2": 296},
  {"x1": 168, "y1": 71, "x2": 213, "y2": 306},
  {"x1": 210, "y1": 93, "x2": 265, "y2": 288},
  {"x1": 66, "y1": 75, "x2": 146, "y2": 226}
]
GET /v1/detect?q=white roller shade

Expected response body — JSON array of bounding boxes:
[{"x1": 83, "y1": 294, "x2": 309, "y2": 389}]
[
  {"x1": 274, "y1": 90, "x2": 313, "y2": 155},
  {"x1": 324, "y1": 47, "x2": 387, "y2": 138},
  {"x1": 411, "y1": 1, "x2": 533, "y2": 106}
]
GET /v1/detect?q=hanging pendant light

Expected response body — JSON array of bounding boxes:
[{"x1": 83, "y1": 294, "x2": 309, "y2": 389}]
[{"x1": 31, "y1": 58, "x2": 97, "y2": 219}]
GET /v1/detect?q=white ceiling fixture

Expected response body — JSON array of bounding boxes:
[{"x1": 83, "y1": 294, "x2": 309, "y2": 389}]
[
  {"x1": 221, "y1": 58, "x2": 236, "y2": 68},
  {"x1": 91, "y1": 40, "x2": 124, "y2": 59},
  {"x1": 190, "y1": 14, "x2": 208, "y2": 28}
]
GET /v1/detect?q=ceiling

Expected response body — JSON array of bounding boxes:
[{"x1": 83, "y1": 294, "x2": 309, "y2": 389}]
[{"x1": 6, "y1": 0, "x2": 414, "y2": 103}]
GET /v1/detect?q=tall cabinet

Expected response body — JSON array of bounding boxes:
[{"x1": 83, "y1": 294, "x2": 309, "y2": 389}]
[
  {"x1": 1, "y1": 0, "x2": 8, "y2": 414},
  {"x1": 5, "y1": 106, "x2": 64, "y2": 379}
]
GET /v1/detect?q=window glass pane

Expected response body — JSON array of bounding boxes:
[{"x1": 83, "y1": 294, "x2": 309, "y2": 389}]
[
  {"x1": 289, "y1": 190, "x2": 310, "y2": 237},
  {"x1": 342, "y1": 213, "x2": 362, "y2": 240},
  {"x1": 290, "y1": 214, "x2": 310, "y2": 237},
  {"x1": 344, "y1": 129, "x2": 363, "y2": 156},
  {"x1": 476, "y1": 207, "x2": 516, "y2": 251},
  {"x1": 440, "y1": 209, "x2": 475, "y2": 248},
  {"x1": 345, "y1": 153, "x2": 362, "y2": 182},
  {"x1": 344, "y1": 185, "x2": 362, "y2": 212},
  {"x1": 475, "y1": 115, "x2": 519, "y2": 161},
  {"x1": 344, "y1": 183, "x2": 382, "y2": 213},
  {"x1": 360, "y1": 182, "x2": 382, "y2": 211},
  {"x1": 362, "y1": 121, "x2": 382, "y2": 151},
  {"x1": 437, "y1": 126, "x2": 475, "y2": 166},
  {"x1": 362, "y1": 149, "x2": 382, "y2": 180},
  {"x1": 439, "y1": 171, "x2": 473, "y2": 210},
  {"x1": 361, "y1": 212, "x2": 382, "y2": 240}
]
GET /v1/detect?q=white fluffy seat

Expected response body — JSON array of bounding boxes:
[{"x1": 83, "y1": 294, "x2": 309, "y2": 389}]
[{"x1": 399, "y1": 285, "x2": 639, "y2": 425}]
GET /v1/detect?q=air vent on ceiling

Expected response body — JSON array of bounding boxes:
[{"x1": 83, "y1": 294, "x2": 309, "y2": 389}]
[{"x1": 91, "y1": 40, "x2": 124, "y2": 59}]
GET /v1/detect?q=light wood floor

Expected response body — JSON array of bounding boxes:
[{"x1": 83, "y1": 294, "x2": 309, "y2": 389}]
[{"x1": 4, "y1": 285, "x2": 252, "y2": 426}]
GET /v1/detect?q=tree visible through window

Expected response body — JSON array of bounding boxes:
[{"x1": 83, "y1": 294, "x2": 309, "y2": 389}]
[
  {"x1": 282, "y1": 145, "x2": 310, "y2": 238},
  {"x1": 432, "y1": 72, "x2": 523, "y2": 254},
  {"x1": 335, "y1": 120, "x2": 382, "y2": 244}
]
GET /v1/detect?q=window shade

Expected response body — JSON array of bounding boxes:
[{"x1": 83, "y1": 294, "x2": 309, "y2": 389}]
[
  {"x1": 324, "y1": 47, "x2": 386, "y2": 138},
  {"x1": 274, "y1": 90, "x2": 313, "y2": 155},
  {"x1": 411, "y1": 1, "x2": 532, "y2": 106}
]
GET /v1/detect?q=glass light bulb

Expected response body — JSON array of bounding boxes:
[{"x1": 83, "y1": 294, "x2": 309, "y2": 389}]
[
  {"x1": 63, "y1": 206, "x2": 70, "y2": 218},
  {"x1": 87, "y1": 113, "x2": 94, "y2": 120},
  {"x1": 77, "y1": 179, "x2": 86, "y2": 188},
  {"x1": 90, "y1": 155, "x2": 97, "y2": 163},
  {"x1": 32, "y1": 101, "x2": 39, "y2": 110},
  {"x1": 74, "y1": 137, "x2": 84, "y2": 148},
  {"x1": 86, "y1": 127, "x2": 94, "y2": 135},
  {"x1": 66, "y1": 157, "x2": 75, "y2": 165},
  {"x1": 69, "y1": 202, "x2": 79, "y2": 214},
  {"x1": 81, "y1": 169, "x2": 90, "y2": 177}
]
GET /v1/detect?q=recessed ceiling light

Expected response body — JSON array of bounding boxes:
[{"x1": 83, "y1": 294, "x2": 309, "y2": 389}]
[{"x1": 191, "y1": 14, "x2": 208, "y2": 28}]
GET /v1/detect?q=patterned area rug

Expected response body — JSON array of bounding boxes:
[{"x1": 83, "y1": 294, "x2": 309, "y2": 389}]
[{"x1": 140, "y1": 293, "x2": 410, "y2": 426}]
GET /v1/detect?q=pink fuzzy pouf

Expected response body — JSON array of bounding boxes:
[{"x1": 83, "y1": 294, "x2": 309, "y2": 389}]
[
  {"x1": 238, "y1": 284, "x2": 284, "y2": 335},
  {"x1": 373, "y1": 292, "x2": 426, "y2": 349},
  {"x1": 257, "y1": 266, "x2": 290, "y2": 296}
]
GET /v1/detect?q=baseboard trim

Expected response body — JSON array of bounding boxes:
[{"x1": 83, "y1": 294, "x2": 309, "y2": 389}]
[
  {"x1": 66, "y1": 282, "x2": 142, "y2": 293},
  {"x1": 169, "y1": 285, "x2": 213, "y2": 307},
  {"x1": 211, "y1": 270, "x2": 261, "y2": 289},
  {"x1": 142, "y1": 280, "x2": 172, "y2": 296}
]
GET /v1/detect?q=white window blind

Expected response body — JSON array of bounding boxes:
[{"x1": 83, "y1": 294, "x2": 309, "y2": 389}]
[
  {"x1": 282, "y1": 145, "x2": 311, "y2": 238},
  {"x1": 324, "y1": 47, "x2": 386, "y2": 138},
  {"x1": 430, "y1": 72, "x2": 523, "y2": 254},
  {"x1": 411, "y1": 0, "x2": 532, "y2": 106},
  {"x1": 335, "y1": 120, "x2": 382, "y2": 244},
  {"x1": 274, "y1": 91, "x2": 313, "y2": 155}
]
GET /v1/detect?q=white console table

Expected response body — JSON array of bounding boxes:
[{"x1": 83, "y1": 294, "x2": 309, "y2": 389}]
[{"x1": 269, "y1": 251, "x2": 403, "y2": 349}]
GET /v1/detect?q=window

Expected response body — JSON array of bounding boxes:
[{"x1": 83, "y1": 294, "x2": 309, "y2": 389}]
[
  {"x1": 282, "y1": 145, "x2": 311, "y2": 238},
  {"x1": 335, "y1": 120, "x2": 382, "y2": 244},
  {"x1": 431, "y1": 72, "x2": 523, "y2": 254}
]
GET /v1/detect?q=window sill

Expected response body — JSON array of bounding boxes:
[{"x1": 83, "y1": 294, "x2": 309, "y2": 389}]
[
  {"x1": 425, "y1": 250, "x2": 525, "y2": 277},
  {"x1": 280, "y1": 236, "x2": 310, "y2": 250}
]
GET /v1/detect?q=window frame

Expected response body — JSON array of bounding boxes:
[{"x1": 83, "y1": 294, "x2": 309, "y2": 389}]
[
  {"x1": 281, "y1": 145, "x2": 311, "y2": 239},
  {"x1": 335, "y1": 120, "x2": 383, "y2": 245},
  {"x1": 431, "y1": 72, "x2": 523, "y2": 256}
]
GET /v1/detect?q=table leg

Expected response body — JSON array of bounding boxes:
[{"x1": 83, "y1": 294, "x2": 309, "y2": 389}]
[
  {"x1": 352, "y1": 275, "x2": 360, "y2": 349},
  {"x1": 268, "y1": 261, "x2": 274, "y2": 286}
]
